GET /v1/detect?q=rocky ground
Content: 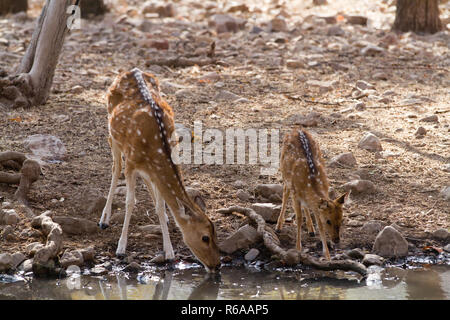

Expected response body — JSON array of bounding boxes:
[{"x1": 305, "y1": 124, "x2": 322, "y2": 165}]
[{"x1": 0, "y1": 0, "x2": 449, "y2": 276}]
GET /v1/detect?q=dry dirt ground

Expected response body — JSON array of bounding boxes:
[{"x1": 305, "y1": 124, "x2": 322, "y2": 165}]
[{"x1": 0, "y1": 0, "x2": 449, "y2": 266}]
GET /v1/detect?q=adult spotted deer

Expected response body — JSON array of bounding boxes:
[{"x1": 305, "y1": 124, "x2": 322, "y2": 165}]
[
  {"x1": 275, "y1": 128, "x2": 349, "y2": 260},
  {"x1": 98, "y1": 68, "x2": 220, "y2": 272}
]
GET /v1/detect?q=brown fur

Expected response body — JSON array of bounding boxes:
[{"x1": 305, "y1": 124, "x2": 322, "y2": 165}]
[{"x1": 276, "y1": 127, "x2": 348, "y2": 260}]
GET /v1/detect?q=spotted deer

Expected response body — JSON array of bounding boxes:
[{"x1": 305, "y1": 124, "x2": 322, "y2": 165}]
[
  {"x1": 275, "y1": 128, "x2": 349, "y2": 260},
  {"x1": 98, "y1": 68, "x2": 220, "y2": 272}
]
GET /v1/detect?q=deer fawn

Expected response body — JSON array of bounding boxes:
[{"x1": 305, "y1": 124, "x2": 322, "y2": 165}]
[
  {"x1": 275, "y1": 128, "x2": 349, "y2": 260},
  {"x1": 98, "y1": 68, "x2": 220, "y2": 272}
]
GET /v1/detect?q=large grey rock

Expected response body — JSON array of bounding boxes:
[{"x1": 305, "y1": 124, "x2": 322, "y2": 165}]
[
  {"x1": 373, "y1": 226, "x2": 408, "y2": 258},
  {"x1": 358, "y1": 132, "x2": 382, "y2": 152},
  {"x1": 24, "y1": 134, "x2": 67, "y2": 162},
  {"x1": 219, "y1": 225, "x2": 261, "y2": 254},
  {"x1": 52, "y1": 216, "x2": 98, "y2": 235},
  {"x1": 250, "y1": 203, "x2": 281, "y2": 223}
]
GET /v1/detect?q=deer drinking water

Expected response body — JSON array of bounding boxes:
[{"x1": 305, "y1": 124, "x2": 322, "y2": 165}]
[
  {"x1": 275, "y1": 128, "x2": 349, "y2": 260},
  {"x1": 98, "y1": 68, "x2": 220, "y2": 272}
]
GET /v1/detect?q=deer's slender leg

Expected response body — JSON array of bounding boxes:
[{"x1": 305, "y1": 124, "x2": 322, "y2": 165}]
[
  {"x1": 313, "y1": 210, "x2": 331, "y2": 260},
  {"x1": 116, "y1": 164, "x2": 136, "y2": 257},
  {"x1": 143, "y1": 178, "x2": 174, "y2": 260},
  {"x1": 303, "y1": 207, "x2": 316, "y2": 236},
  {"x1": 99, "y1": 138, "x2": 122, "y2": 229},
  {"x1": 275, "y1": 183, "x2": 290, "y2": 232},
  {"x1": 292, "y1": 196, "x2": 303, "y2": 252}
]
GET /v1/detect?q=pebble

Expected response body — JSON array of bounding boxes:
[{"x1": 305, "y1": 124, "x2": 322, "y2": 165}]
[
  {"x1": 360, "y1": 44, "x2": 385, "y2": 56},
  {"x1": 306, "y1": 80, "x2": 337, "y2": 93},
  {"x1": 432, "y1": 228, "x2": 449, "y2": 241},
  {"x1": 362, "y1": 254, "x2": 384, "y2": 266},
  {"x1": 342, "y1": 179, "x2": 376, "y2": 195},
  {"x1": 329, "y1": 152, "x2": 357, "y2": 167},
  {"x1": 346, "y1": 248, "x2": 365, "y2": 260},
  {"x1": 232, "y1": 180, "x2": 247, "y2": 189},
  {"x1": 355, "y1": 80, "x2": 375, "y2": 90},
  {"x1": 236, "y1": 189, "x2": 251, "y2": 202},
  {"x1": 244, "y1": 248, "x2": 260, "y2": 261},
  {"x1": 415, "y1": 126, "x2": 427, "y2": 136},
  {"x1": 269, "y1": 17, "x2": 288, "y2": 32},
  {"x1": 420, "y1": 115, "x2": 439, "y2": 123}
]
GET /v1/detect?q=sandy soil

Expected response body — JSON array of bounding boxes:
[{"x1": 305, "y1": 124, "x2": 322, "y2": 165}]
[{"x1": 0, "y1": 0, "x2": 449, "y2": 265}]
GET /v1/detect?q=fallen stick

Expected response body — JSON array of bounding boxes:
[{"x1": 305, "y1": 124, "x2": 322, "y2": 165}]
[{"x1": 217, "y1": 206, "x2": 367, "y2": 276}]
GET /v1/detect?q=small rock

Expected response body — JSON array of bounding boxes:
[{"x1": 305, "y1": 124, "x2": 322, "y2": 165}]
[
  {"x1": 77, "y1": 188, "x2": 107, "y2": 215},
  {"x1": 358, "y1": 132, "x2": 382, "y2": 152},
  {"x1": 19, "y1": 258, "x2": 33, "y2": 272},
  {"x1": 60, "y1": 250, "x2": 84, "y2": 268},
  {"x1": 236, "y1": 190, "x2": 251, "y2": 202},
  {"x1": 342, "y1": 179, "x2": 376, "y2": 195},
  {"x1": 372, "y1": 72, "x2": 388, "y2": 81},
  {"x1": 52, "y1": 216, "x2": 98, "y2": 235},
  {"x1": 287, "y1": 112, "x2": 321, "y2": 127},
  {"x1": 345, "y1": 15, "x2": 367, "y2": 26},
  {"x1": 150, "y1": 253, "x2": 166, "y2": 264},
  {"x1": 254, "y1": 184, "x2": 283, "y2": 200},
  {"x1": 0, "y1": 209, "x2": 20, "y2": 225},
  {"x1": 77, "y1": 246, "x2": 95, "y2": 262},
  {"x1": 214, "y1": 90, "x2": 243, "y2": 102},
  {"x1": 444, "y1": 244, "x2": 450, "y2": 253},
  {"x1": 373, "y1": 226, "x2": 409, "y2": 258},
  {"x1": 209, "y1": 14, "x2": 246, "y2": 33},
  {"x1": 232, "y1": 180, "x2": 247, "y2": 189},
  {"x1": 141, "y1": 1, "x2": 176, "y2": 17},
  {"x1": 415, "y1": 126, "x2": 427, "y2": 136},
  {"x1": 123, "y1": 261, "x2": 142, "y2": 273},
  {"x1": 250, "y1": 203, "x2": 281, "y2": 223},
  {"x1": 219, "y1": 225, "x2": 261, "y2": 254},
  {"x1": 362, "y1": 254, "x2": 384, "y2": 266},
  {"x1": 432, "y1": 228, "x2": 449, "y2": 241},
  {"x1": 441, "y1": 186, "x2": 450, "y2": 201},
  {"x1": 420, "y1": 115, "x2": 439, "y2": 123},
  {"x1": 1, "y1": 225, "x2": 14, "y2": 238},
  {"x1": 0, "y1": 253, "x2": 13, "y2": 272},
  {"x1": 71, "y1": 85, "x2": 83, "y2": 94},
  {"x1": 26, "y1": 242, "x2": 44, "y2": 256},
  {"x1": 361, "y1": 220, "x2": 383, "y2": 235},
  {"x1": 355, "y1": 80, "x2": 375, "y2": 91},
  {"x1": 329, "y1": 152, "x2": 357, "y2": 167},
  {"x1": 346, "y1": 248, "x2": 365, "y2": 259},
  {"x1": 147, "y1": 39, "x2": 169, "y2": 50},
  {"x1": 360, "y1": 44, "x2": 385, "y2": 56},
  {"x1": 327, "y1": 25, "x2": 345, "y2": 36},
  {"x1": 199, "y1": 72, "x2": 220, "y2": 82},
  {"x1": 306, "y1": 80, "x2": 337, "y2": 93},
  {"x1": 244, "y1": 248, "x2": 260, "y2": 261},
  {"x1": 269, "y1": 17, "x2": 288, "y2": 32},
  {"x1": 11, "y1": 252, "x2": 26, "y2": 269},
  {"x1": 286, "y1": 59, "x2": 304, "y2": 69}
]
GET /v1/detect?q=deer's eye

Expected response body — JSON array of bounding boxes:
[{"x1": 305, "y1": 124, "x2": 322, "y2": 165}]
[
  {"x1": 326, "y1": 220, "x2": 331, "y2": 225},
  {"x1": 202, "y1": 235, "x2": 210, "y2": 243}
]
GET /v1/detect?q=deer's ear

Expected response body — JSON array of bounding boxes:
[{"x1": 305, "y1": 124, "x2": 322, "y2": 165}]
[
  {"x1": 335, "y1": 191, "x2": 350, "y2": 205},
  {"x1": 319, "y1": 198, "x2": 329, "y2": 209}
]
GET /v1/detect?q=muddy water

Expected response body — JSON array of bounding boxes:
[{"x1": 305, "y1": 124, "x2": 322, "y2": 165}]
[{"x1": 1, "y1": 261, "x2": 449, "y2": 300}]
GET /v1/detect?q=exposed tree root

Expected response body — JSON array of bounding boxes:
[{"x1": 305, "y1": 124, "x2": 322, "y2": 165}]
[
  {"x1": 217, "y1": 206, "x2": 367, "y2": 276},
  {"x1": 30, "y1": 211, "x2": 63, "y2": 277},
  {"x1": 0, "y1": 151, "x2": 41, "y2": 205}
]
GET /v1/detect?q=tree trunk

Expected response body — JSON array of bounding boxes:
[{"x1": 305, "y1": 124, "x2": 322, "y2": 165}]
[
  {"x1": 0, "y1": 0, "x2": 73, "y2": 109},
  {"x1": 393, "y1": 0, "x2": 442, "y2": 34},
  {"x1": 0, "y1": 0, "x2": 28, "y2": 15}
]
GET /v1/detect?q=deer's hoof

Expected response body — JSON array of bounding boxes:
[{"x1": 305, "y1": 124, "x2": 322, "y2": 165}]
[{"x1": 98, "y1": 223, "x2": 109, "y2": 230}]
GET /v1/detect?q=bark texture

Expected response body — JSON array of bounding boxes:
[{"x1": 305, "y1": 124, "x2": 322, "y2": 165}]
[
  {"x1": 0, "y1": 0, "x2": 72, "y2": 109},
  {"x1": 393, "y1": 0, "x2": 442, "y2": 34}
]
